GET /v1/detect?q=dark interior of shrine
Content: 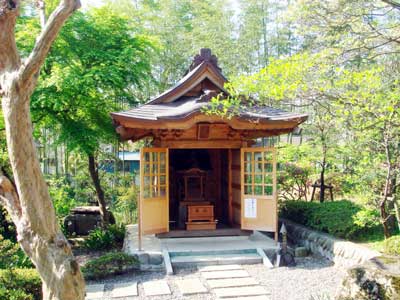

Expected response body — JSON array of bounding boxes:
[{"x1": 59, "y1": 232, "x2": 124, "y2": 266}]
[{"x1": 168, "y1": 149, "x2": 230, "y2": 230}]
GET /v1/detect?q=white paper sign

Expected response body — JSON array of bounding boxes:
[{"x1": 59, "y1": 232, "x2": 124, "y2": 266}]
[{"x1": 244, "y1": 198, "x2": 257, "y2": 218}]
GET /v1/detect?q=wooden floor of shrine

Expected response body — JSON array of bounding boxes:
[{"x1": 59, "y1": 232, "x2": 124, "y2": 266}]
[{"x1": 156, "y1": 225, "x2": 252, "y2": 239}]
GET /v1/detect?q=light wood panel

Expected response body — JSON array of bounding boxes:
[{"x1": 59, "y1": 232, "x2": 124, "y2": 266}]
[
  {"x1": 240, "y1": 147, "x2": 277, "y2": 235},
  {"x1": 140, "y1": 148, "x2": 169, "y2": 235}
]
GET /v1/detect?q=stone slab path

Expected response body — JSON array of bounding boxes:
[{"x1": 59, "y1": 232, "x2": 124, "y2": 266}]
[
  {"x1": 84, "y1": 256, "x2": 343, "y2": 300},
  {"x1": 199, "y1": 264, "x2": 270, "y2": 300},
  {"x1": 175, "y1": 278, "x2": 208, "y2": 295},
  {"x1": 86, "y1": 284, "x2": 104, "y2": 300},
  {"x1": 86, "y1": 264, "x2": 271, "y2": 299},
  {"x1": 111, "y1": 282, "x2": 138, "y2": 298},
  {"x1": 207, "y1": 277, "x2": 258, "y2": 288},
  {"x1": 201, "y1": 269, "x2": 250, "y2": 279},
  {"x1": 143, "y1": 280, "x2": 171, "y2": 296}
]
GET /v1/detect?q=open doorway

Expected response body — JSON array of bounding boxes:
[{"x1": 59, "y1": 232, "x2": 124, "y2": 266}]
[{"x1": 167, "y1": 149, "x2": 232, "y2": 231}]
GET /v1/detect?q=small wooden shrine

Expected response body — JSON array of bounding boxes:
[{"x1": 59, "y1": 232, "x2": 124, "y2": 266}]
[{"x1": 111, "y1": 49, "x2": 307, "y2": 241}]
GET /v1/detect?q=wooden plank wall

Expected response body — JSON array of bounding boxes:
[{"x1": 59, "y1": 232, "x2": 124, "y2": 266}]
[{"x1": 231, "y1": 149, "x2": 241, "y2": 226}]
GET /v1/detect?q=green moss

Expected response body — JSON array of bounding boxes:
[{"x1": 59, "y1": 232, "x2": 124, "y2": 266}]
[{"x1": 82, "y1": 252, "x2": 139, "y2": 280}]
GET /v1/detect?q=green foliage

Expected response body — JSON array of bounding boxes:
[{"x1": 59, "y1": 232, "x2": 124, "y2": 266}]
[
  {"x1": 112, "y1": 183, "x2": 138, "y2": 225},
  {"x1": 47, "y1": 177, "x2": 77, "y2": 218},
  {"x1": 81, "y1": 252, "x2": 138, "y2": 280},
  {"x1": 0, "y1": 269, "x2": 41, "y2": 300},
  {"x1": 16, "y1": 8, "x2": 156, "y2": 156},
  {"x1": 278, "y1": 163, "x2": 312, "y2": 201},
  {"x1": 383, "y1": 235, "x2": 400, "y2": 256},
  {"x1": 83, "y1": 224, "x2": 126, "y2": 251},
  {"x1": 0, "y1": 288, "x2": 33, "y2": 300},
  {"x1": 0, "y1": 207, "x2": 16, "y2": 241},
  {"x1": 280, "y1": 200, "x2": 380, "y2": 240},
  {"x1": 0, "y1": 235, "x2": 33, "y2": 269}
]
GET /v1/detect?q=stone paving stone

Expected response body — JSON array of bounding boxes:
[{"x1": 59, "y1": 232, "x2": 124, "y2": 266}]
[
  {"x1": 176, "y1": 278, "x2": 208, "y2": 295},
  {"x1": 198, "y1": 264, "x2": 242, "y2": 272},
  {"x1": 221, "y1": 296, "x2": 271, "y2": 300},
  {"x1": 85, "y1": 284, "x2": 104, "y2": 299},
  {"x1": 206, "y1": 277, "x2": 258, "y2": 288},
  {"x1": 214, "y1": 286, "x2": 269, "y2": 298},
  {"x1": 201, "y1": 269, "x2": 250, "y2": 279},
  {"x1": 143, "y1": 280, "x2": 171, "y2": 296},
  {"x1": 111, "y1": 282, "x2": 138, "y2": 298}
]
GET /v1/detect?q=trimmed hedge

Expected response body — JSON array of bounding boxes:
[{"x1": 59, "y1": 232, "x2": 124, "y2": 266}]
[
  {"x1": 279, "y1": 200, "x2": 380, "y2": 240},
  {"x1": 82, "y1": 252, "x2": 139, "y2": 280},
  {"x1": 0, "y1": 268, "x2": 41, "y2": 300},
  {"x1": 383, "y1": 235, "x2": 400, "y2": 256}
]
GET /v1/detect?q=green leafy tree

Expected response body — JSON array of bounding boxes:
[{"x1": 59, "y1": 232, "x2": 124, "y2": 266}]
[{"x1": 17, "y1": 8, "x2": 155, "y2": 225}]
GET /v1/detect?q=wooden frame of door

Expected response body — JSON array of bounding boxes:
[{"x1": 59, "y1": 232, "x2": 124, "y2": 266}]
[{"x1": 240, "y1": 147, "x2": 278, "y2": 241}]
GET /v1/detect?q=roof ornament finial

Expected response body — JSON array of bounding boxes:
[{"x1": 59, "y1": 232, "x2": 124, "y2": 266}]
[{"x1": 189, "y1": 48, "x2": 221, "y2": 72}]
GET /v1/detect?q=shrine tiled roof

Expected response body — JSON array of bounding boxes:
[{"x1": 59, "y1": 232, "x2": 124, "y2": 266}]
[
  {"x1": 111, "y1": 95, "x2": 307, "y2": 123},
  {"x1": 111, "y1": 48, "x2": 307, "y2": 129}
]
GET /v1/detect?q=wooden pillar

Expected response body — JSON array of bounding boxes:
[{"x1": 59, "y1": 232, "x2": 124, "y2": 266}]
[
  {"x1": 228, "y1": 149, "x2": 233, "y2": 226},
  {"x1": 138, "y1": 149, "x2": 143, "y2": 251}
]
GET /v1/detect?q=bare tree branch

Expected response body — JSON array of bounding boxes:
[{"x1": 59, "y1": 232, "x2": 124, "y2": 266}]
[
  {"x1": 0, "y1": 0, "x2": 21, "y2": 73},
  {"x1": 381, "y1": 0, "x2": 400, "y2": 9},
  {"x1": 0, "y1": 169, "x2": 22, "y2": 221},
  {"x1": 19, "y1": 0, "x2": 81, "y2": 86}
]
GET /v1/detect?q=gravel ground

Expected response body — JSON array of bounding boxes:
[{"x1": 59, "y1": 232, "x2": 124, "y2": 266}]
[{"x1": 87, "y1": 255, "x2": 346, "y2": 300}]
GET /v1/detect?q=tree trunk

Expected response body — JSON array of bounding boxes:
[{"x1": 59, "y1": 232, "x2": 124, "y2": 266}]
[
  {"x1": 319, "y1": 166, "x2": 325, "y2": 203},
  {"x1": 381, "y1": 140, "x2": 392, "y2": 238},
  {"x1": 393, "y1": 195, "x2": 400, "y2": 232},
  {"x1": 1, "y1": 93, "x2": 85, "y2": 300},
  {"x1": 0, "y1": 0, "x2": 85, "y2": 299},
  {"x1": 88, "y1": 154, "x2": 110, "y2": 226}
]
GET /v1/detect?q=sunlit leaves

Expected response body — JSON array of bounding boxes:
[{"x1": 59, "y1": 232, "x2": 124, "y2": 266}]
[{"x1": 15, "y1": 8, "x2": 155, "y2": 156}]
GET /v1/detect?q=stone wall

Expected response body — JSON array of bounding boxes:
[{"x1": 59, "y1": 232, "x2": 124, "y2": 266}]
[{"x1": 281, "y1": 218, "x2": 381, "y2": 267}]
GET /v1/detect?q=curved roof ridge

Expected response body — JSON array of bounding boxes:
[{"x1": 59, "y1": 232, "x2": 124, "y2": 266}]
[{"x1": 147, "y1": 58, "x2": 228, "y2": 105}]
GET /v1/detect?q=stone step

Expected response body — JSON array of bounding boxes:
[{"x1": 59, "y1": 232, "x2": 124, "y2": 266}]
[
  {"x1": 176, "y1": 278, "x2": 208, "y2": 295},
  {"x1": 142, "y1": 280, "x2": 171, "y2": 296},
  {"x1": 221, "y1": 296, "x2": 271, "y2": 300},
  {"x1": 201, "y1": 269, "x2": 250, "y2": 279},
  {"x1": 111, "y1": 282, "x2": 138, "y2": 298},
  {"x1": 214, "y1": 286, "x2": 269, "y2": 298},
  {"x1": 206, "y1": 277, "x2": 258, "y2": 288},
  {"x1": 171, "y1": 252, "x2": 262, "y2": 267},
  {"x1": 85, "y1": 284, "x2": 104, "y2": 300},
  {"x1": 199, "y1": 264, "x2": 243, "y2": 272}
]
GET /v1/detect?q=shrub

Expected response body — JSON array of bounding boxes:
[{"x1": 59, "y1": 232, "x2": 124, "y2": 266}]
[
  {"x1": 82, "y1": 252, "x2": 138, "y2": 280},
  {"x1": 383, "y1": 235, "x2": 400, "y2": 256},
  {"x1": 83, "y1": 224, "x2": 126, "y2": 250},
  {"x1": 0, "y1": 207, "x2": 16, "y2": 241},
  {"x1": 112, "y1": 184, "x2": 138, "y2": 225},
  {"x1": 0, "y1": 288, "x2": 33, "y2": 300},
  {"x1": 0, "y1": 268, "x2": 41, "y2": 300},
  {"x1": 0, "y1": 234, "x2": 33, "y2": 269},
  {"x1": 278, "y1": 163, "x2": 312, "y2": 201},
  {"x1": 280, "y1": 200, "x2": 380, "y2": 240}
]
